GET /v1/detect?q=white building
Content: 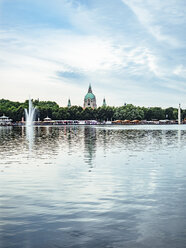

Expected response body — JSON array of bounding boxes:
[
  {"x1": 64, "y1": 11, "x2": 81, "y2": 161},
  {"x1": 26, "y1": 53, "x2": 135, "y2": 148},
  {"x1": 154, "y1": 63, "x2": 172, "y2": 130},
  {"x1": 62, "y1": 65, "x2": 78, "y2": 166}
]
[
  {"x1": 44, "y1": 116, "x2": 52, "y2": 122},
  {"x1": 0, "y1": 115, "x2": 12, "y2": 125}
]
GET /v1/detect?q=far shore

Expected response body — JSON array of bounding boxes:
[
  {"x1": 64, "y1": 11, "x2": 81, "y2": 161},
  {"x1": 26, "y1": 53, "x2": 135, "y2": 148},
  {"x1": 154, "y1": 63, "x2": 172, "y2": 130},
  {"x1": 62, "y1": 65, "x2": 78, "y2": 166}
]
[{"x1": 1, "y1": 120, "x2": 186, "y2": 127}]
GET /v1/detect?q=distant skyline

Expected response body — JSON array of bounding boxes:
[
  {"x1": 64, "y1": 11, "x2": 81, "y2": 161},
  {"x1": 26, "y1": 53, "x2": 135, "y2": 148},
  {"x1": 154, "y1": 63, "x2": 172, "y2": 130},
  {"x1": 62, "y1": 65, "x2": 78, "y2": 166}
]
[{"x1": 0, "y1": 0, "x2": 186, "y2": 108}]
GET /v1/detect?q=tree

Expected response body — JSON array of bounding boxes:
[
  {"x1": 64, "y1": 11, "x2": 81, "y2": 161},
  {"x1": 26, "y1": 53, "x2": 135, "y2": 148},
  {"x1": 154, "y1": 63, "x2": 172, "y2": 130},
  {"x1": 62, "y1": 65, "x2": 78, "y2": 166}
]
[
  {"x1": 165, "y1": 107, "x2": 177, "y2": 120},
  {"x1": 96, "y1": 106, "x2": 115, "y2": 121},
  {"x1": 35, "y1": 101, "x2": 59, "y2": 120},
  {"x1": 114, "y1": 104, "x2": 144, "y2": 120},
  {"x1": 147, "y1": 107, "x2": 165, "y2": 120},
  {"x1": 81, "y1": 108, "x2": 96, "y2": 120},
  {"x1": 0, "y1": 98, "x2": 185, "y2": 122},
  {"x1": 68, "y1": 106, "x2": 83, "y2": 120}
]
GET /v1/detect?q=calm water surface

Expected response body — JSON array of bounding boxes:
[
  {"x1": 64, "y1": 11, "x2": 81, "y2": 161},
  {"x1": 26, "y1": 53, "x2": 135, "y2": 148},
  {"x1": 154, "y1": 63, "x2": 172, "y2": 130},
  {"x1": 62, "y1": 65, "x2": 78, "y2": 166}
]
[{"x1": 0, "y1": 125, "x2": 186, "y2": 248}]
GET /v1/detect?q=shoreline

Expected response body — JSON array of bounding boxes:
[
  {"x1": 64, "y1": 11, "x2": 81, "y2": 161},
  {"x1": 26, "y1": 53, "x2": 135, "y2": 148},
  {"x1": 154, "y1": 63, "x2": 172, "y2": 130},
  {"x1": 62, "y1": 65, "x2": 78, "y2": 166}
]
[{"x1": 1, "y1": 123, "x2": 186, "y2": 127}]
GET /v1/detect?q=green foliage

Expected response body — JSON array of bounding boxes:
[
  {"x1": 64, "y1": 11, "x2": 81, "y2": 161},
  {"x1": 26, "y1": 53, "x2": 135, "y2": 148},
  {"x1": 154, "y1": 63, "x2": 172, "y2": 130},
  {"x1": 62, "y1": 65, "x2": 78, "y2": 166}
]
[
  {"x1": 165, "y1": 107, "x2": 178, "y2": 120},
  {"x1": 0, "y1": 99, "x2": 25, "y2": 121},
  {"x1": 144, "y1": 107, "x2": 165, "y2": 120},
  {"x1": 97, "y1": 106, "x2": 115, "y2": 121},
  {"x1": 114, "y1": 104, "x2": 144, "y2": 120},
  {"x1": 81, "y1": 108, "x2": 96, "y2": 120},
  {"x1": 0, "y1": 98, "x2": 185, "y2": 122},
  {"x1": 181, "y1": 109, "x2": 186, "y2": 119},
  {"x1": 34, "y1": 101, "x2": 59, "y2": 120},
  {"x1": 68, "y1": 106, "x2": 83, "y2": 120}
]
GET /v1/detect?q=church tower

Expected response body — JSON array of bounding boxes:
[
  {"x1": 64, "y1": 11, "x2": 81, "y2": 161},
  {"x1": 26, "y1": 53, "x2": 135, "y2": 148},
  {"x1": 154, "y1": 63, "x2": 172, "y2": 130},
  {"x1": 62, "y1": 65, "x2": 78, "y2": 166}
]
[
  {"x1": 84, "y1": 84, "x2": 97, "y2": 109},
  {"x1": 102, "y1": 97, "x2": 106, "y2": 107},
  {"x1": 67, "y1": 98, "x2": 71, "y2": 108}
]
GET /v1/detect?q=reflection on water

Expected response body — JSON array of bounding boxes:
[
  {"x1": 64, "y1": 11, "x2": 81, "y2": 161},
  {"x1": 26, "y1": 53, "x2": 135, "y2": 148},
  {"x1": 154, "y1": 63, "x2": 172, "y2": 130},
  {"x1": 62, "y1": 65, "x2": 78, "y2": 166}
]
[
  {"x1": 84, "y1": 127, "x2": 97, "y2": 168},
  {"x1": 26, "y1": 126, "x2": 34, "y2": 153},
  {"x1": 0, "y1": 125, "x2": 186, "y2": 248}
]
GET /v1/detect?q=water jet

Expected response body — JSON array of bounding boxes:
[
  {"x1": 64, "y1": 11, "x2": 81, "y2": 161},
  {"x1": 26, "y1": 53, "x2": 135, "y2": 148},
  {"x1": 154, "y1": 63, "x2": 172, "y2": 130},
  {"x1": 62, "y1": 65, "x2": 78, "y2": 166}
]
[{"x1": 25, "y1": 98, "x2": 36, "y2": 127}]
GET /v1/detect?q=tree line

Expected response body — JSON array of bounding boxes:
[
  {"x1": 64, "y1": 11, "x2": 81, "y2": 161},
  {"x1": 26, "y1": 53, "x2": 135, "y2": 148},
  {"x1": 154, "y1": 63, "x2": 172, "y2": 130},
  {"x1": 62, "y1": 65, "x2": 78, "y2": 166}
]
[{"x1": 0, "y1": 99, "x2": 185, "y2": 122}]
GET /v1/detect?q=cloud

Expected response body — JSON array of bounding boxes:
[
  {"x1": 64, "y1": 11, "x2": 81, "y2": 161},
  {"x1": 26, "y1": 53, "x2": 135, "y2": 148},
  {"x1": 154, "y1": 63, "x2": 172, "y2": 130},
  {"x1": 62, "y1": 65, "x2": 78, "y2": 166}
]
[
  {"x1": 0, "y1": 28, "x2": 163, "y2": 83},
  {"x1": 174, "y1": 65, "x2": 186, "y2": 78},
  {"x1": 57, "y1": 71, "x2": 85, "y2": 80},
  {"x1": 122, "y1": 0, "x2": 185, "y2": 47},
  {"x1": 0, "y1": 0, "x2": 185, "y2": 108}
]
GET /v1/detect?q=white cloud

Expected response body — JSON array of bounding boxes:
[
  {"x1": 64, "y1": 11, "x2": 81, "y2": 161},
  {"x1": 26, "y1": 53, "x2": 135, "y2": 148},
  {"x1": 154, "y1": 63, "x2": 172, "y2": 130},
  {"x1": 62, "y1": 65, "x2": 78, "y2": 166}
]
[
  {"x1": 0, "y1": 0, "x2": 185, "y2": 107},
  {"x1": 0, "y1": 28, "x2": 162, "y2": 75},
  {"x1": 174, "y1": 65, "x2": 186, "y2": 78},
  {"x1": 122, "y1": 0, "x2": 184, "y2": 46},
  {"x1": 0, "y1": 27, "x2": 179, "y2": 106},
  {"x1": 125, "y1": 47, "x2": 161, "y2": 76}
]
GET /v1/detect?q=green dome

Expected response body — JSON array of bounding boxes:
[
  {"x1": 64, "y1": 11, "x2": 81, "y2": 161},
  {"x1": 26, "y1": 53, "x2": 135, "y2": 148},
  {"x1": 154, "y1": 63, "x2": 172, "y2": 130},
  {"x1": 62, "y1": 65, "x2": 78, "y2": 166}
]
[{"x1": 84, "y1": 92, "x2": 95, "y2": 100}]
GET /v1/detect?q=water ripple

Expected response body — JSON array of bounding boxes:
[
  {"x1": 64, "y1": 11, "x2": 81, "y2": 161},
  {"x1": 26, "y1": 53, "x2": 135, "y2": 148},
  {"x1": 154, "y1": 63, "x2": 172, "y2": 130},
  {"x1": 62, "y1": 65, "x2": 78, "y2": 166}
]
[{"x1": 0, "y1": 126, "x2": 186, "y2": 247}]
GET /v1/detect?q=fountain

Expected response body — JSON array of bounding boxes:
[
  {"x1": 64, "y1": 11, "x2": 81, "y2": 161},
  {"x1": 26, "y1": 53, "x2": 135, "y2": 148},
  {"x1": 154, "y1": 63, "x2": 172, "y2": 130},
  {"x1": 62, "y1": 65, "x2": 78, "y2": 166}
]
[
  {"x1": 25, "y1": 98, "x2": 36, "y2": 127},
  {"x1": 178, "y1": 103, "x2": 181, "y2": 125},
  {"x1": 25, "y1": 98, "x2": 36, "y2": 153}
]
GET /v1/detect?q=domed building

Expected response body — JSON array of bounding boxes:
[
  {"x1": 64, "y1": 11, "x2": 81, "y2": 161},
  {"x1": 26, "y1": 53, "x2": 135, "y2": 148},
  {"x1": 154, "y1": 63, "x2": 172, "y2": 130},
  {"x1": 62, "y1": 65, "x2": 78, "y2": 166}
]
[{"x1": 84, "y1": 84, "x2": 97, "y2": 109}]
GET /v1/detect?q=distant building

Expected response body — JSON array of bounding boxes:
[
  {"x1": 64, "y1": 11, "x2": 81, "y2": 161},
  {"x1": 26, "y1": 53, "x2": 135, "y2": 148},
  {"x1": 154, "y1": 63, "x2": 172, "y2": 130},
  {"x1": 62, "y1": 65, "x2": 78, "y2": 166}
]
[
  {"x1": 67, "y1": 98, "x2": 71, "y2": 108},
  {"x1": 84, "y1": 84, "x2": 97, "y2": 109},
  {"x1": 0, "y1": 115, "x2": 12, "y2": 125},
  {"x1": 102, "y1": 97, "x2": 106, "y2": 107},
  {"x1": 44, "y1": 116, "x2": 52, "y2": 122}
]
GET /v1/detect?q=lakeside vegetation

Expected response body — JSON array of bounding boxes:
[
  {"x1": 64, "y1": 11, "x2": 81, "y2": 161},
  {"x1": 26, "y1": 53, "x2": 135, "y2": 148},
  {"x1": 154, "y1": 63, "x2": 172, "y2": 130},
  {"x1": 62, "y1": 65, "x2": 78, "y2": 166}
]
[{"x1": 0, "y1": 99, "x2": 186, "y2": 122}]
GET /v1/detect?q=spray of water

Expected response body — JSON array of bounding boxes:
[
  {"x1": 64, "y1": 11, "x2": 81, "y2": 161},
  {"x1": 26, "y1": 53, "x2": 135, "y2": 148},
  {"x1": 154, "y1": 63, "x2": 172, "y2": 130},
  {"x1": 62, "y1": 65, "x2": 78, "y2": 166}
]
[
  {"x1": 25, "y1": 98, "x2": 36, "y2": 153},
  {"x1": 25, "y1": 98, "x2": 36, "y2": 127}
]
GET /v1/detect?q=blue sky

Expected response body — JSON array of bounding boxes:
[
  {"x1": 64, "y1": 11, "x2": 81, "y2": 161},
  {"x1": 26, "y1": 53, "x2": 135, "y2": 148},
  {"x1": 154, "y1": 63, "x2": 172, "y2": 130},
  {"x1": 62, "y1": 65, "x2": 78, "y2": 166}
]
[{"x1": 0, "y1": 0, "x2": 186, "y2": 107}]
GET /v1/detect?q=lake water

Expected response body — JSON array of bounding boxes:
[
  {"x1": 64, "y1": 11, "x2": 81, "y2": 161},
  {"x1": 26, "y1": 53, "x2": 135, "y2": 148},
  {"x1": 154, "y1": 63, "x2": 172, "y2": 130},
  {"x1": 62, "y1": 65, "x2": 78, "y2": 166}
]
[{"x1": 0, "y1": 125, "x2": 186, "y2": 248}]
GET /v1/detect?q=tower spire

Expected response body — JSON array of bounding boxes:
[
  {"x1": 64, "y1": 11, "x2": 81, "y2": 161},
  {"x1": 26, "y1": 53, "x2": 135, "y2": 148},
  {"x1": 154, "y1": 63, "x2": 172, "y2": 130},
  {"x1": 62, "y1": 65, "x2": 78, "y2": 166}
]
[
  {"x1": 103, "y1": 97, "x2": 106, "y2": 107},
  {"x1": 67, "y1": 98, "x2": 71, "y2": 108},
  {"x1": 88, "y1": 84, "x2": 92, "y2": 93}
]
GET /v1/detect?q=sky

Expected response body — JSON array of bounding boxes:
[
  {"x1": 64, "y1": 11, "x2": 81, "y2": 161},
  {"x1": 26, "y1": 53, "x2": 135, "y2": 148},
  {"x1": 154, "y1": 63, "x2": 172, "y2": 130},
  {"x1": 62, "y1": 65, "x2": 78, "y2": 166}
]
[{"x1": 0, "y1": 0, "x2": 186, "y2": 108}]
